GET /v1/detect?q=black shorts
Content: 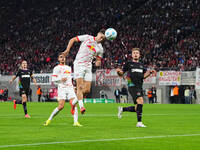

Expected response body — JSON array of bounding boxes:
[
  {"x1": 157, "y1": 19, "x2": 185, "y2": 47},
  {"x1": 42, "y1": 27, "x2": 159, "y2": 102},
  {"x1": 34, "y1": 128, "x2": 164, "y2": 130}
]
[
  {"x1": 19, "y1": 88, "x2": 30, "y2": 96},
  {"x1": 128, "y1": 86, "x2": 143, "y2": 104}
]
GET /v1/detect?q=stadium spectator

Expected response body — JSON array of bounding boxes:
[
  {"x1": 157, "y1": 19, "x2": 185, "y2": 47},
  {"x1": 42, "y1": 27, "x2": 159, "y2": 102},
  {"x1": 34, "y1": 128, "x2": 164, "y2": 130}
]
[
  {"x1": 173, "y1": 85, "x2": 179, "y2": 104},
  {"x1": 36, "y1": 86, "x2": 42, "y2": 102},
  {"x1": 114, "y1": 88, "x2": 120, "y2": 103},
  {"x1": 151, "y1": 85, "x2": 157, "y2": 103},
  {"x1": 121, "y1": 85, "x2": 128, "y2": 103},
  {"x1": 147, "y1": 88, "x2": 153, "y2": 104},
  {"x1": 0, "y1": 0, "x2": 199, "y2": 74},
  {"x1": 184, "y1": 87, "x2": 190, "y2": 104}
]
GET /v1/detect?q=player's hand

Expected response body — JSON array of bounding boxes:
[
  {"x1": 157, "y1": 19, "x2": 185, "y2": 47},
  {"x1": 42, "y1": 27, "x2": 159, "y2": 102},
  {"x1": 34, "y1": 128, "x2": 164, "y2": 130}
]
[
  {"x1": 116, "y1": 68, "x2": 123, "y2": 77},
  {"x1": 61, "y1": 78, "x2": 67, "y2": 82},
  {"x1": 9, "y1": 80, "x2": 13, "y2": 84},
  {"x1": 150, "y1": 70, "x2": 156, "y2": 75},
  {"x1": 95, "y1": 61, "x2": 101, "y2": 67}
]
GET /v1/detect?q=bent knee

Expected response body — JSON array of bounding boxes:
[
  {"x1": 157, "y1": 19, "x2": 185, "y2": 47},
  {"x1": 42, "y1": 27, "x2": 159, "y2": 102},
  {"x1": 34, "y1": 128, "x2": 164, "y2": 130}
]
[
  {"x1": 58, "y1": 105, "x2": 64, "y2": 110},
  {"x1": 136, "y1": 97, "x2": 144, "y2": 104},
  {"x1": 84, "y1": 88, "x2": 90, "y2": 94},
  {"x1": 77, "y1": 84, "x2": 84, "y2": 91}
]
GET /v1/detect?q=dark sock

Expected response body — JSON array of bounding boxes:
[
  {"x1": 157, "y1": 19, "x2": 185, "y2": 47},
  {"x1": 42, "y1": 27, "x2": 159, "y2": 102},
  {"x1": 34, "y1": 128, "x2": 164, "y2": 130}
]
[
  {"x1": 123, "y1": 106, "x2": 136, "y2": 112},
  {"x1": 22, "y1": 102, "x2": 27, "y2": 115},
  {"x1": 136, "y1": 104, "x2": 143, "y2": 122},
  {"x1": 16, "y1": 100, "x2": 22, "y2": 104}
]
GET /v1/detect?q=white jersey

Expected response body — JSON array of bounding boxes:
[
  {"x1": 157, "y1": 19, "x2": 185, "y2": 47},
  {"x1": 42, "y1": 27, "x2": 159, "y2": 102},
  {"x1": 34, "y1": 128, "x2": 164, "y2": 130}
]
[
  {"x1": 52, "y1": 64, "x2": 73, "y2": 88},
  {"x1": 74, "y1": 34, "x2": 104, "y2": 67}
]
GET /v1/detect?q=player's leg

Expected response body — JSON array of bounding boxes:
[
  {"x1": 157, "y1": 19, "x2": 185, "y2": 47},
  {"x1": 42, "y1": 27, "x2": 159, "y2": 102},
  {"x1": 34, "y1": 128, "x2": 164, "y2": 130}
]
[
  {"x1": 44, "y1": 99, "x2": 65, "y2": 126},
  {"x1": 21, "y1": 93, "x2": 31, "y2": 118},
  {"x1": 68, "y1": 88, "x2": 82, "y2": 126},
  {"x1": 118, "y1": 87, "x2": 136, "y2": 119},
  {"x1": 75, "y1": 78, "x2": 86, "y2": 114},
  {"x1": 83, "y1": 80, "x2": 92, "y2": 96},
  {"x1": 136, "y1": 96, "x2": 146, "y2": 127},
  {"x1": 14, "y1": 89, "x2": 30, "y2": 118},
  {"x1": 44, "y1": 87, "x2": 66, "y2": 126},
  {"x1": 82, "y1": 66, "x2": 92, "y2": 96},
  {"x1": 73, "y1": 64, "x2": 86, "y2": 113},
  {"x1": 13, "y1": 89, "x2": 23, "y2": 109},
  {"x1": 73, "y1": 104, "x2": 82, "y2": 127}
]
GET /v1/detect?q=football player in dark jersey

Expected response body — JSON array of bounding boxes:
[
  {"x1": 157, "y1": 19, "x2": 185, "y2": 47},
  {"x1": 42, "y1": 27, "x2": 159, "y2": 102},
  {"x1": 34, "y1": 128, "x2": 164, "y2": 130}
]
[
  {"x1": 10, "y1": 60, "x2": 37, "y2": 118},
  {"x1": 116, "y1": 48, "x2": 156, "y2": 127}
]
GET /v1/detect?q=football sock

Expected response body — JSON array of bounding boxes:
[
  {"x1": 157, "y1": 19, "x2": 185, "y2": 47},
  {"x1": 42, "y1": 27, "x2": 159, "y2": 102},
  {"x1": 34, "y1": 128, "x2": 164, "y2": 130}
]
[
  {"x1": 72, "y1": 98, "x2": 78, "y2": 105},
  {"x1": 74, "y1": 106, "x2": 78, "y2": 123},
  {"x1": 78, "y1": 100, "x2": 84, "y2": 109},
  {"x1": 123, "y1": 106, "x2": 136, "y2": 112},
  {"x1": 22, "y1": 102, "x2": 27, "y2": 115},
  {"x1": 48, "y1": 107, "x2": 59, "y2": 120},
  {"x1": 16, "y1": 100, "x2": 22, "y2": 104},
  {"x1": 136, "y1": 104, "x2": 143, "y2": 122}
]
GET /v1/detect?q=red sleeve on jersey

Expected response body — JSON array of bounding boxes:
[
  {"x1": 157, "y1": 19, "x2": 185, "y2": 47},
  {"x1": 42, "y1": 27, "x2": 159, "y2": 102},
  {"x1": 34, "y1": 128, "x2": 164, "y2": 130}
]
[
  {"x1": 97, "y1": 56, "x2": 102, "y2": 59},
  {"x1": 52, "y1": 75, "x2": 58, "y2": 77},
  {"x1": 76, "y1": 36, "x2": 80, "y2": 42}
]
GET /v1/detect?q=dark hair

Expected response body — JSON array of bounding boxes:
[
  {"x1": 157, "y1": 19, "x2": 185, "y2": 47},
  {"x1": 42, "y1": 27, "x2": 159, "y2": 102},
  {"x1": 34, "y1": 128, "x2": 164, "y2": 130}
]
[
  {"x1": 98, "y1": 28, "x2": 106, "y2": 35},
  {"x1": 21, "y1": 60, "x2": 27, "y2": 64},
  {"x1": 57, "y1": 52, "x2": 64, "y2": 58}
]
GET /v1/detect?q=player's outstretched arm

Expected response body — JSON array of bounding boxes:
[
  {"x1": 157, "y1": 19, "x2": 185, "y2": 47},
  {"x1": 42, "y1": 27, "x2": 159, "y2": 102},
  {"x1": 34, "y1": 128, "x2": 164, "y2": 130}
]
[
  {"x1": 144, "y1": 70, "x2": 156, "y2": 79},
  {"x1": 116, "y1": 68, "x2": 124, "y2": 77},
  {"x1": 31, "y1": 76, "x2": 38, "y2": 87},
  {"x1": 9, "y1": 76, "x2": 17, "y2": 84},
  {"x1": 95, "y1": 57, "x2": 101, "y2": 67},
  {"x1": 63, "y1": 37, "x2": 79, "y2": 56}
]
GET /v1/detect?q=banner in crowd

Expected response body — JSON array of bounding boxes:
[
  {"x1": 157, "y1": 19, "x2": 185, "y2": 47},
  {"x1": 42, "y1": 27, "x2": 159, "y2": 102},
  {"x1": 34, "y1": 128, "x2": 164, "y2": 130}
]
[
  {"x1": 144, "y1": 72, "x2": 157, "y2": 84},
  {"x1": 31, "y1": 74, "x2": 52, "y2": 85},
  {"x1": 159, "y1": 71, "x2": 181, "y2": 85},
  {"x1": 95, "y1": 69, "x2": 122, "y2": 86},
  {"x1": 195, "y1": 67, "x2": 200, "y2": 89},
  {"x1": 83, "y1": 98, "x2": 115, "y2": 103}
]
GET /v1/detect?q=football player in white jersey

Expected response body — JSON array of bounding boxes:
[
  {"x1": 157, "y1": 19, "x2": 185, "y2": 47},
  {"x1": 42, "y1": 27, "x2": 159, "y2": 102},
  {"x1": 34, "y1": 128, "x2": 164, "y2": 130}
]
[
  {"x1": 44, "y1": 53, "x2": 82, "y2": 127},
  {"x1": 63, "y1": 29, "x2": 106, "y2": 114}
]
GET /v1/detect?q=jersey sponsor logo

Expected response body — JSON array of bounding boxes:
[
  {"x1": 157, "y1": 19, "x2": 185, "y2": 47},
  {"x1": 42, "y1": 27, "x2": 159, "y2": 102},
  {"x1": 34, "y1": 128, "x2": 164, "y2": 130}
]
[
  {"x1": 21, "y1": 75, "x2": 30, "y2": 78},
  {"x1": 131, "y1": 69, "x2": 143, "y2": 73},
  {"x1": 64, "y1": 70, "x2": 71, "y2": 74}
]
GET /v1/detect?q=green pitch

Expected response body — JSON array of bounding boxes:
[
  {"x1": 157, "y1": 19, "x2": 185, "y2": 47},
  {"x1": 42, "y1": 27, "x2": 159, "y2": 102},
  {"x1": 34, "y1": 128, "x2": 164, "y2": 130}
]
[{"x1": 0, "y1": 102, "x2": 200, "y2": 150}]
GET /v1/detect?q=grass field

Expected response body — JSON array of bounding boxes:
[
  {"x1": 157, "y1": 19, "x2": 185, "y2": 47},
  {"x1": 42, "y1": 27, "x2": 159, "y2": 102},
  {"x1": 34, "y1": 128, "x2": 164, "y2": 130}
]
[{"x1": 0, "y1": 102, "x2": 200, "y2": 150}]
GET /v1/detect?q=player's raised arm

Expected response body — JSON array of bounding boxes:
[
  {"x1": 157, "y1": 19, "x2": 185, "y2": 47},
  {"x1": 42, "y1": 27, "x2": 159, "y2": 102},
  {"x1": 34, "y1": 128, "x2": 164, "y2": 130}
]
[
  {"x1": 31, "y1": 75, "x2": 38, "y2": 87},
  {"x1": 9, "y1": 75, "x2": 17, "y2": 84},
  {"x1": 144, "y1": 70, "x2": 156, "y2": 79},
  {"x1": 95, "y1": 57, "x2": 101, "y2": 67},
  {"x1": 63, "y1": 37, "x2": 79, "y2": 56},
  {"x1": 116, "y1": 68, "x2": 124, "y2": 77}
]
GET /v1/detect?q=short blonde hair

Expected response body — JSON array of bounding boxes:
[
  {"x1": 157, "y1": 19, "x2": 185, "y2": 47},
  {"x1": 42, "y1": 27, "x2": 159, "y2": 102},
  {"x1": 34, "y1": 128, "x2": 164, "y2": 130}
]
[{"x1": 132, "y1": 48, "x2": 140, "y2": 52}]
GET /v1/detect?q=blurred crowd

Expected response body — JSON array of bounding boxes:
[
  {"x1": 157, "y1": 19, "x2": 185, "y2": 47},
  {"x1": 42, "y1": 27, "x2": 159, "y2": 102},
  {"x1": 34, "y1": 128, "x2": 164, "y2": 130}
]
[{"x1": 0, "y1": 0, "x2": 199, "y2": 75}]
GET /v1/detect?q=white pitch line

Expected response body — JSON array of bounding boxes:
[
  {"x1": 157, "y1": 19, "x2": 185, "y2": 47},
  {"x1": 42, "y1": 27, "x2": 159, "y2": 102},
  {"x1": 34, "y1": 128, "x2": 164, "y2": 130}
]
[
  {"x1": 0, "y1": 114, "x2": 169, "y2": 118},
  {"x1": 0, "y1": 133, "x2": 200, "y2": 148}
]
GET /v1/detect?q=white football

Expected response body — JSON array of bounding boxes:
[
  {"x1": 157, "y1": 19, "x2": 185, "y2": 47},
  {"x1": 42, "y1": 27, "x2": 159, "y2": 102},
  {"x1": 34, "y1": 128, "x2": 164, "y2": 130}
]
[{"x1": 105, "y1": 28, "x2": 117, "y2": 40}]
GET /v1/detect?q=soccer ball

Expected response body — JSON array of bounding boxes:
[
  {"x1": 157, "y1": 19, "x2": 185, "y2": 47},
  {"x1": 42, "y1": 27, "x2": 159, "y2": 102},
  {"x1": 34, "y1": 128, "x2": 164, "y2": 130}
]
[{"x1": 105, "y1": 28, "x2": 117, "y2": 40}]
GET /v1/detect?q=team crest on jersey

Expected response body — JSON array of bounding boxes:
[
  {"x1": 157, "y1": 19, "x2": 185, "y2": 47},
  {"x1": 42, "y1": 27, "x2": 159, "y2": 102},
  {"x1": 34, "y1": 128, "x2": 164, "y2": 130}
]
[
  {"x1": 64, "y1": 70, "x2": 70, "y2": 74},
  {"x1": 137, "y1": 92, "x2": 141, "y2": 96},
  {"x1": 87, "y1": 45, "x2": 96, "y2": 53}
]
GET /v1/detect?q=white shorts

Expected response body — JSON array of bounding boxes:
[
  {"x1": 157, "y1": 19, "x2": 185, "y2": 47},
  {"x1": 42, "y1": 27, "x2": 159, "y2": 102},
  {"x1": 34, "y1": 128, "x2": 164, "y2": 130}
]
[
  {"x1": 73, "y1": 63, "x2": 92, "y2": 81},
  {"x1": 57, "y1": 86, "x2": 77, "y2": 101}
]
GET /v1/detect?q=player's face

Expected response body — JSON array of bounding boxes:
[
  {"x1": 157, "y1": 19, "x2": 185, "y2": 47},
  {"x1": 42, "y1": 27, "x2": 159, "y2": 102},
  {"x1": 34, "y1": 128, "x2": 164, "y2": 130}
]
[
  {"x1": 21, "y1": 61, "x2": 27, "y2": 69},
  {"x1": 132, "y1": 50, "x2": 140, "y2": 61},
  {"x1": 96, "y1": 33, "x2": 106, "y2": 43},
  {"x1": 58, "y1": 54, "x2": 66, "y2": 64}
]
